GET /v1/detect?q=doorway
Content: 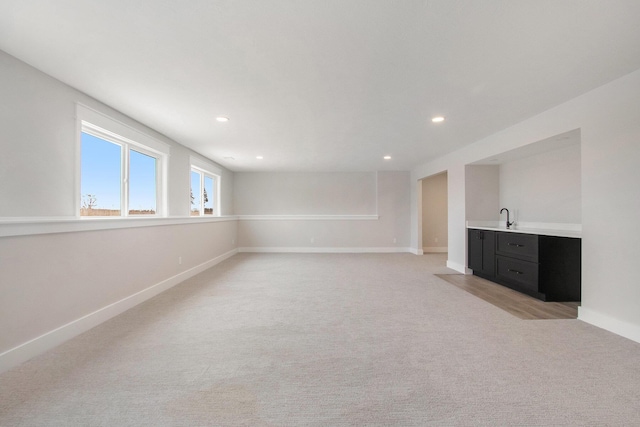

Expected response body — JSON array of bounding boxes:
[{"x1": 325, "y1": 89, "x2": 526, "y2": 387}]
[{"x1": 420, "y1": 172, "x2": 448, "y2": 253}]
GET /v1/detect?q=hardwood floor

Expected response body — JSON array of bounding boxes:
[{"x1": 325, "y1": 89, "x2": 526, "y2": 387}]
[{"x1": 435, "y1": 274, "x2": 579, "y2": 320}]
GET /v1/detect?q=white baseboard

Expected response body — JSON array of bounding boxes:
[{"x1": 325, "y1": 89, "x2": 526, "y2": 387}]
[
  {"x1": 409, "y1": 247, "x2": 424, "y2": 255},
  {"x1": 578, "y1": 306, "x2": 640, "y2": 344},
  {"x1": 446, "y1": 260, "x2": 468, "y2": 274},
  {"x1": 238, "y1": 247, "x2": 412, "y2": 254},
  {"x1": 0, "y1": 249, "x2": 238, "y2": 374},
  {"x1": 422, "y1": 246, "x2": 448, "y2": 253}
]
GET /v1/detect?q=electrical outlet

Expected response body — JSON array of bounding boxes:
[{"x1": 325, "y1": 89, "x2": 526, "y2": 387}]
[
  {"x1": 310, "y1": 237, "x2": 315, "y2": 243},
  {"x1": 178, "y1": 256, "x2": 182, "y2": 265},
  {"x1": 434, "y1": 237, "x2": 438, "y2": 243},
  {"x1": 393, "y1": 238, "x2": 397, "y2": 243},
  {"x1": 232, "y1": 239, "x2": 236, "y2": 245}
]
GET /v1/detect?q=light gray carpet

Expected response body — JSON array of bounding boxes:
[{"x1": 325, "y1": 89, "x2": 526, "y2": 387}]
[{"x1": 2, "y1": 253, "x2": 640, "y2": 426}]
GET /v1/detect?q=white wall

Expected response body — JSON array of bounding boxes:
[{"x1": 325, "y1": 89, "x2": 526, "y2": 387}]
[
  {"x1": 446, "y1": 165, "x2": 467, "y2": 273},
  {"x1": 421, "y1": 173, "x2": 448, "y2": 251},
  {"x1": 0, "y1": 50, "x2": 234, "y2": 218},
  {"x1": 499, "y1": 143, "x2": 581, "y2": 224},
  {"x1": 0, "y1": 49, "x2": 412, "y2": 371},
  {"x1": 236, "y1": 171, "x2": 411, "y2": 250},
  {"x1": 465, "y1": 165, "x2": 500, "y2": 221},
  {"x1": 0, "y1": 50, "x2": 238, "y2": 371},
  {"x1": 0, "y1": 220, "x2": 237, "y2": 362},
  {"x1": 234, "y1": 172, "x2": 377, "y2": 215},
  {"x1": 411, "y1": 67, "x2": 640, "y2": 343}
]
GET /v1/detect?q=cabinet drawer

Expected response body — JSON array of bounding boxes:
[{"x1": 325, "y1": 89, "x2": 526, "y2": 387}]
[
  {"x1": 497, "y1": 232, "x2": 538, "y2": 261},
  {"x1": 496, "y1": 256, "x2": 539, "y2": 293}
]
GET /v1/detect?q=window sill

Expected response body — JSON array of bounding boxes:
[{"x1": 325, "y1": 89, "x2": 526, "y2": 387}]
[{"x1": 0, "y1": 215, "x2": 239, "y2": 238}]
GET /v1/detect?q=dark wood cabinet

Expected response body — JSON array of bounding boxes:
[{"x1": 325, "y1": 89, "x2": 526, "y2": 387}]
[
  {"x1": 539, "y1": 236, "x2": 581, "y2": 301},
  {"x1": 496, "y1": 232, "x2": 538, "y2": 262},
  {"x1": 468, "y1": 228, "x2": 581, "y2": 302},
  {"x1": 495, "y1": 231, "x2": 545, "y2": 299},
  {"x1": 468, "y1": 229, "x2": 495, "y2": 278},
  {"x1": 496, "y1": 255, "x2": 543, "y2": 299}
]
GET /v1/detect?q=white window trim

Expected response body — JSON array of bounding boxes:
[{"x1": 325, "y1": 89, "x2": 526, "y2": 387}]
[
  {"x1": 189, "y1": 156, "x2": 221, "y2": 216},
  {"x1": 77, "y1": 103, "x2": 170, "y2": 218}
]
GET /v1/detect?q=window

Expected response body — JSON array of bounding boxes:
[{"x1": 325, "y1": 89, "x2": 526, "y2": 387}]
[
  {"x1": 78, "y1": 104, "x2": 169, "y2": 217},
  {"x1": 129, "y1": 149, "x2": 157, "y2": 215},
  {"x1": 80, "y1": 132, "x2": 123, "y2": 216},
  {"x1": 190, "y1": 156, "x2": 220, "y2": 216}
]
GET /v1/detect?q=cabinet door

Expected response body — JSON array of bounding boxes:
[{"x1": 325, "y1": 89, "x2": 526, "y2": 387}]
[
  {"x1": 539, "y1": 236, "x2": 581, "y2": 301},
  {"x1": 468, "y1": 229, "x2": 483, "y2": 271},
  {"x1": 481, "y1": 230, "x2": 496, "y2": 276},
  {"x1": 468, "y1": 229, "x2": 495, "y2": 276}
]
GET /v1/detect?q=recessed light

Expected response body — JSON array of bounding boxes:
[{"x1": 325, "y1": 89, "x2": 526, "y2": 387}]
[
  {"x1": 223, "y1": 156, "x2": 235, "y2": 161},
  {"x1": 216, "y1": 116, "x2": 229, "y2": 122},
  {"x1": 431, "y1": 116, "x2": 445, "y2": 123},
  {"x1": 383, "y1": 156, "x2": 392, "y2": 160},
  {"x1": 256, "y1": 156, "x2": 263, "y2": 160}
]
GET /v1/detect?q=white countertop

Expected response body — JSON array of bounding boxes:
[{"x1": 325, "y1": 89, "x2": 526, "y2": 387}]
[{"x1": 466, "y1": 221, "x2": 581, "y2": 239}]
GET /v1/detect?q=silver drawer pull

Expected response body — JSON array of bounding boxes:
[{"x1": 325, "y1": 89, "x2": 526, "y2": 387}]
[
  {"x1": 508, "y1": 269, "x2": 524, "y2": 275},
  {"x1": 507, "y1": 243, "x2": 524, "y2": 247}
]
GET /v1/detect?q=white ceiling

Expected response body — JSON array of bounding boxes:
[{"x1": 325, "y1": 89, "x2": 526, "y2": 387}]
[{"x1": 2, "y1": 1, "x2": 640, "y2": 172}]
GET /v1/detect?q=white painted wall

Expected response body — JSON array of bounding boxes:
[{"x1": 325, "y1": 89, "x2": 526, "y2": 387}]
[
  {"x1": 234, "y1": 172, "x2": 377, "y2": 215},
  {"x1": 421, "y1": 173, "x2": 448, "y2": 251},
  {"x1": 411, "y1": 68, "x2": 640, "y2": 343},
  {"x1": 0, "y1": 50, "x2": 234, "y2": 218},
  {"x1": 465, "y1": 165, "x2": 500, "y2": 221},
  {"x1": 446, "y1": 165, "x2": 467, "y2": 273},
  {"x1": 463, "y1": 144, "x2": 580, "y2": 226},
  {"x1": 0, "y1": 50, "x2": 238, "y2": 371},
  {"x1": 236, "y1": 171, "x2": 411, "y2": 250},
  {"x1": 499, "y1": 143, "x2": 581, "y2": 224},
  {"x1": 0, "y1": 50, "x2": 411, "y2": 371},
  {"x1": 0, "y1": 221, "x2": 237, "y2": 360}
]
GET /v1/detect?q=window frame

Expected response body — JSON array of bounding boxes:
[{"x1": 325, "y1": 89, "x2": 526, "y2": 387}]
[
  {"x1": 77, "y1": 104, "x2": 169, "y2": 218},
  {"x1": 190, "y1": 156, "x2": 221, "y2": 217}
]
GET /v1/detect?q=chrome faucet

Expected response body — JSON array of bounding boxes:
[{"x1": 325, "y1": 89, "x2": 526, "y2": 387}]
[{"x1": 500, "y1": 208, "x2": 514, "y2": 229}]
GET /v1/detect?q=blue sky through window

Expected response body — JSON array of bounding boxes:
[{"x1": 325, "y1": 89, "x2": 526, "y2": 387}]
[
  {"x1": 81, "y1": 133, "x2": 121, "y2": 211},
  {"x1": 191, "y1": 171, "x2": 201, "y2": 214},
  {"x1": 204, "y1": 175, "x2": 213, "y2": 213},
  {"x1": 81, "y1": 132, "x2": 157, "y2": 214},
  {"x1": 129, "y1": 150, "x2": 156, "y2": 213}
]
